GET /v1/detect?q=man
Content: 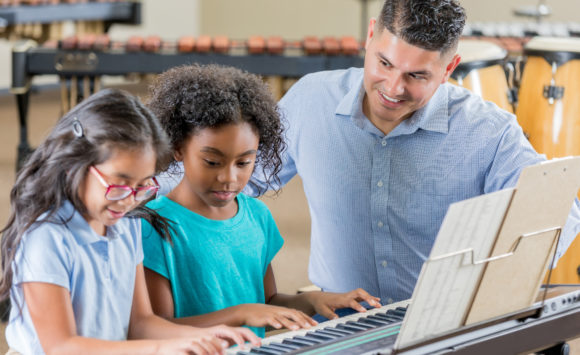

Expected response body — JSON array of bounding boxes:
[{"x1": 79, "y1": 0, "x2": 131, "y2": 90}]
[{"x1": 248, "y1": 0, "x2": 580, "y2": 303}]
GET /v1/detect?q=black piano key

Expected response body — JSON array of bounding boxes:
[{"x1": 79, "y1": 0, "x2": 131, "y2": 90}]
[
  {"x1": 336, "y1": 323, "x2": 366, "y2": 332},
  {"x1": 312, "y1": 329, "x2": 341, "y2": 339},
  {"x1": 346, "y1": 320, "x2": 375, "y2": 329},
  {"x1": 255, "y1": 345, "x2": 287, "y2": 355},
  {"x1": 358, "y1": 317, "x2": 390, "y2": 327},
  {"x1": 293, "y1": 335, "x2": 321, "y2": 345},
  {"x1": 266, "y1": 343, "x2": 296, "y2": 352},
  {"x1": 306, "y1": 331, "x2": 335, "y2": 341},
  {"x1": 249, "y1": 347, "x2": 282, "y2": 355},
  {"x1": 367, "y1": 314, "x2": 393, "y2": 323},
  {"x1": 385, "y1": 312, "x2": 405, "y2": 320},
  {"x1": 282, "y1": 338, "x2": 315, "y2": 347},
  {"x1": 323, "y1": 327, "x2": 355, "y2": 336},
  {"x1": 388, "y1": 309, "x2": 406, "y2": 318}
]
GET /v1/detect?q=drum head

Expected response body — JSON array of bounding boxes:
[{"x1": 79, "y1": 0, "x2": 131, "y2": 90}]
[
  {"x1": 525, "y1": 37, "x2": 580, "y2": 54},
  {"x1": 452, "y1": 40, "x2": 507, "y2": 80},
  {"x1": 524, "y1": 37, "x2": 580, "y2": 66},
  {"x1": 457, "y1": 40, "x2": 507, "y2": 63}
]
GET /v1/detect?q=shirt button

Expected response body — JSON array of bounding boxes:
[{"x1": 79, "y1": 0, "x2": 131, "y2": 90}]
[
  {"x1": 377, "y1": 221, "x2": 384, "y2": 228},
  {"x1": 377, "y1": 180, "x2": 383, "y2": 187},
  {"x1": 387, "y1": 298, "x2": 394, "y2": 304},
  {"x1": 381, "y1": 140, "x2": 387, "y2": 146},
  {"x1": 381, "y1": 260, "x2": 388, "y2": 268}
]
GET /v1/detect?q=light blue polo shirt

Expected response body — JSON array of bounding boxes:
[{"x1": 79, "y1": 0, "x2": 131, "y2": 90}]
[{"x1": 6, "y1": 200, "x2": 143, "y2": 354}]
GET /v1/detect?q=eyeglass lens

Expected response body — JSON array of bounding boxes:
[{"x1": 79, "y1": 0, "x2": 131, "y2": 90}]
[{"x1": 106, "y1": 186, "x2": 157, "y2": 201}]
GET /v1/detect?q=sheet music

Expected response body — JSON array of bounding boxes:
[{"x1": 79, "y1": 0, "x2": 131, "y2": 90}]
[{"x1": 395, "y1": 188, "x2": 514, "y2": 349}]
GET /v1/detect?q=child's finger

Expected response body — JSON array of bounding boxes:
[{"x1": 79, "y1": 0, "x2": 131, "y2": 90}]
[
  {"x1": 351, "y1": 288, "x2": 382, "y2": 307},
  {"x1": 317, "y1": 305, "x2": 339, "y2": 320},
  {"x1": 348, "y1": 299, "x2": 368, "y2": 313}
]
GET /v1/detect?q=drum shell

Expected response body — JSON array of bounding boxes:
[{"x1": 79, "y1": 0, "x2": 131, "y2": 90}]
[
  {"x1": 449, "y1": 64, "x2": 513, "y2": 113},
  {"x1": 516, "y1": 56, "x2": 580, "y2": 158}
]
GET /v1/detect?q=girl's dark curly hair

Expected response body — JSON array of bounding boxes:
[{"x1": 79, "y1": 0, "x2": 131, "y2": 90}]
[
  {"x1": 147, "y1": 64, "x2": 286, "y2": 195},
  {"x1": 0, "y1": 88, "x2": 174, "y2": 304}
]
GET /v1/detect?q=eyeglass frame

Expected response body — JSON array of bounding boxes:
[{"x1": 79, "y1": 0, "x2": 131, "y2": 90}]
[{"x1": 89, "y1": 166, "x2": 160, "y2": 201}]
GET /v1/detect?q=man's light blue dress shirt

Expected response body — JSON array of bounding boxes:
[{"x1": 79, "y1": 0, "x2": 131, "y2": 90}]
[{"x1": 247, "y1": 67, "x2": 580, "y2": 303}]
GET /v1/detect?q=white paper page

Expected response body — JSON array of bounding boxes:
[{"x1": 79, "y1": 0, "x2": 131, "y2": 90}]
[{"x1": 395, "y1": 188, "x2": 514, "y2": 349}]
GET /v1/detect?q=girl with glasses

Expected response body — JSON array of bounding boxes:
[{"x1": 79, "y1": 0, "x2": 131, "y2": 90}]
[
  {"x1": 0, "y1": 88, "x2": 259, "y2": 354},
  {"x1": 142, "y1": 64, "x2": 381, "y2": 338}
]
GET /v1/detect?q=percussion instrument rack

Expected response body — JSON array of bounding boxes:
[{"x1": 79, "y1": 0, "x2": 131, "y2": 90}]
[
  {"x1": 10, "y1": 41, "x2": 364, "y2": 169},
  {"x1": 0, "y1": 1, "x2": 141, "y2": 31}
]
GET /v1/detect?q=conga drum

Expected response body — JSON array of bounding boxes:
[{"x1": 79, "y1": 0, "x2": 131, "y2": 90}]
[
  {"x1": 516, "y1": 37, "x2": 580, "y2": 158},
  {"x1": 449, "y1": 39, "x2": 514, "y2": 113},
  {"x1": 516, "y1": 37, "x2": 580, "y2": 284}
]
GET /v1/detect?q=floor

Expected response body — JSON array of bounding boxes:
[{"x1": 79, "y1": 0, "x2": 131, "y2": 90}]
[{"x1": 0, "y1": 83, "x2": 579, "y2": 354}]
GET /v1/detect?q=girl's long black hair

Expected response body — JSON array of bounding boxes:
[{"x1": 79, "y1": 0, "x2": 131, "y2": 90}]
[{"x1": 0, "y1": 88, "x2": 173, "y2": 302}]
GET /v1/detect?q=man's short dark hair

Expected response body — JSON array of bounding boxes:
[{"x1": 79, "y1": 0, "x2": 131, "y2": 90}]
[{"x1": 378, "y1": 0, "x2": 466, "y2": 53}]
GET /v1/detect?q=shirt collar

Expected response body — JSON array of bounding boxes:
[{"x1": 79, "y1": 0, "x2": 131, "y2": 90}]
[
  {"x1": 335, "y1": 71, "x2": 450, "y2": 137},
  {"x1": 335, "y1": 69, "x2": 365, "y2": 118},
  {"x1": 400, "y1": 83, "x2": 449, "y2": 135},
  {"x1": 57, "y1": 200, "x2": 120, "y2": 245}
]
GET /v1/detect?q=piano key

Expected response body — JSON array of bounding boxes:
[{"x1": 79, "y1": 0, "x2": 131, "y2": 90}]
[
  {"x1": 272, "y1": 341, "x2": 301, "y2": 351},
  {"x1": 386, "y1": 309, "x2": 405, "y2": 318},
  {"x1": 323, "y1": 327, "x2": 354, "y2": 336},
  {"x1": 346, "y1": 320, "x2": 376, "y2": 329},
  {"x1": 306, "y1": 331, "x2": 336, "y2": 341},
  {"x1": 249, "y1": 347, "x2": 281, "y2": 355},
  {"x1": 282, "y1": 338, "x2": 315, "y2": 347},
  {"x1": 367, "y1": 315, "x2": 395, "y2": 324},
  {"x1": 292, "y1": 335, "x2": 321, "y2": 345},
  {"x1": 359, "y1": 317, "x2": 391, "y2": 327},
  {"x1": 336, "y1": 323, "x2": 366, "y2": 332},
  {"x1": 373, "y1": 312, "x2": 402, "y2": 322},
  {"x1": 266, "y1": 343, "x2": 296, "y2": 352},
  {"x1": 253, "y1": 345, "x2": 287, "y2": 355}
]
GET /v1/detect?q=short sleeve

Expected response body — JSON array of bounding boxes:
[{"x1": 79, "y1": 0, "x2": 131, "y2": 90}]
[
  {"x1": 12, "y1": 224, "x2": 72, "y2": 290},
  {"x1": 262, "y1": 208, "x2": 284, "y2": 275},
  {"x1": 141, "y1": 219, "x2": 170, "y2": 279}
]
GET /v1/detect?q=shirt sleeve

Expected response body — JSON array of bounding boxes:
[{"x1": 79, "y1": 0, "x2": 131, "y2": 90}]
[
  {"x1": 12, "y1": 223, "x2": 72, "y2": 290},
  {"x1": 141, "y1": 219, "x2": 171, "y2": 279},
  {"x1": 483, "y1": 116, "x2": 580, "y2": 266},
  {"x1": 484, "y1": 115, "x2": 545, "y2": 193},
  {"x1": 244, "y1": 80, "x2": 306, "y2": 197}
]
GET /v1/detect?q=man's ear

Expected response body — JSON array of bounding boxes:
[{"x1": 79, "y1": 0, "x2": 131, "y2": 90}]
[
  {"x1": 442, "y1": 54, "x2": 461, "y2": 83},
  {"x1": 365, "y1": 18, "x2": 377, "y2": 50}
]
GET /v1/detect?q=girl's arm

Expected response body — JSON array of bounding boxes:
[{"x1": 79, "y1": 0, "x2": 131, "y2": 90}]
[
  {"x1": 23, "y1": 281, "x2": 225, "y2": 354},
  {"x1": 129, "y1": 264, "x2": 260, "y2": 345},
  {"x1": 23, "y1": 264, "x2": 259, "y2": 355},
  {"x1": 265, "y1": 264, "x2": 382, "y2": 320},
  {"x1": 145, "y1": 266, "x2": 315, "y2": 331}
]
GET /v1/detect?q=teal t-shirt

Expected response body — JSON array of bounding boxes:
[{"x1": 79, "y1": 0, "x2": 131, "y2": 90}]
[{"x1": 141, "y1": 194, "x2": 284, "y2": 337}]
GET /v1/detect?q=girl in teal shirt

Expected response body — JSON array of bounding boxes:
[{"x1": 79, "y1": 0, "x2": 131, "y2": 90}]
[{"x1": 142, "y1": 64, "x2": 381, "y2": 337}]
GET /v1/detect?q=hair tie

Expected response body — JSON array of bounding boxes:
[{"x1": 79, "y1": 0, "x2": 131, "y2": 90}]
[{"x1": 72, "y1": 117, "x2": 84, "y2": 138}]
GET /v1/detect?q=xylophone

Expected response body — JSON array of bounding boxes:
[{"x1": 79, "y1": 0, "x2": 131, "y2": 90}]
[
  {"x1": 231, "y1": 287, "x2": 580, "y2": 354},
  {"x1": 10, "y1": 35, "x2": 364, "y2": 169}
]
